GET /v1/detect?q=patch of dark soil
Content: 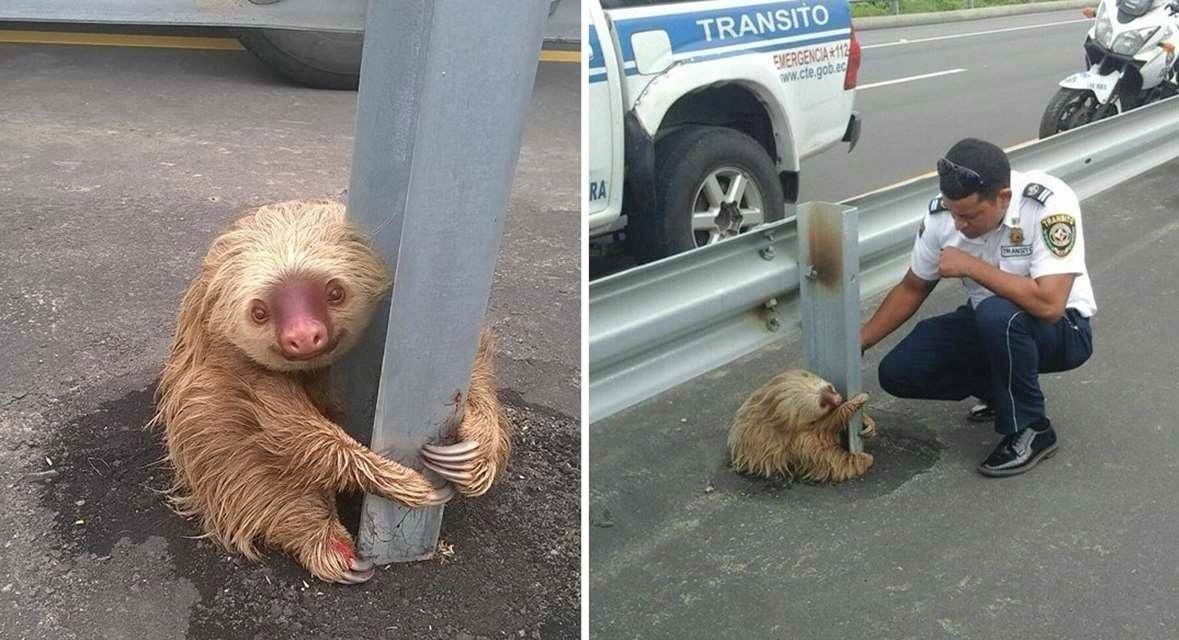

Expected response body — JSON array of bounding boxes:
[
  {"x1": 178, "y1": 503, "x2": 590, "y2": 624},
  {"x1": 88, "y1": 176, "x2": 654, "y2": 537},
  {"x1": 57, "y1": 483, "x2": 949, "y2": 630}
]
[{"x1": 43, "y1": 383, "x2": 580, "y2": 640}]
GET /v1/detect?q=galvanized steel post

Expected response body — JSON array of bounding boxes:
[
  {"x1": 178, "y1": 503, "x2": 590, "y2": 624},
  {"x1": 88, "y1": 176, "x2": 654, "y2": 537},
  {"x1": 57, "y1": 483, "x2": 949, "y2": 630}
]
[
  {"x1": 334, "y1": 0, "x2": 548, "y2": 563},
  {"x1": 798, "y1": 203, "x2": 864, "y2": 453}
]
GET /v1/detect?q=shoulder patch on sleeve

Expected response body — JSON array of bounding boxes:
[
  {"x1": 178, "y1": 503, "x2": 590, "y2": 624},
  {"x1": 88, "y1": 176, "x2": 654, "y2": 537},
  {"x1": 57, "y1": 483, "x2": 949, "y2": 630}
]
[
  {"x1": 1023, "y1": 183, "x2": 1054, "y2": 205},
  {"x1": 1040, "y1": 213, "x2": 1076, "y2": 257},
  {"x1": 928, "y1": 196, "x2": 947, "y2": 214}
]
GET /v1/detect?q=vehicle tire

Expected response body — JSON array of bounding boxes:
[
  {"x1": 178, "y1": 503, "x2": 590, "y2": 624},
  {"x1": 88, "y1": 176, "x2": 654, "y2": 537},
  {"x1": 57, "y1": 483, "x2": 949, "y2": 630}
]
[
  {"x1": 630, "y1": 126, "x2": 786, "y2": 263},
  {"x1": 1038, "y1": 87, "x2": 1113, "y2": 139},
  {"x1": 235, "y1": 29, "x2": 363, "y2": 90}
]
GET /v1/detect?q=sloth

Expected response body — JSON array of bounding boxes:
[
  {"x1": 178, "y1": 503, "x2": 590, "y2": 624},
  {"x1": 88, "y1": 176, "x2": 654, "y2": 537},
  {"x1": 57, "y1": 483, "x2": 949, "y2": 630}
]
[
  {"x1": 150, "y1": 199, "x2": 510, "y2": 584},
  {"x1": 728, "y1": 368, "x2": 876, "y2": 483}
]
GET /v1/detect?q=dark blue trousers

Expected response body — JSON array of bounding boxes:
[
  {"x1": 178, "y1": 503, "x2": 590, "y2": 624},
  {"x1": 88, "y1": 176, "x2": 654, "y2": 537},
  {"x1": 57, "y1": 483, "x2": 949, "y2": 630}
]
[{"x1": 878, "y1": 296, "x2": 1093, "y2": 434}]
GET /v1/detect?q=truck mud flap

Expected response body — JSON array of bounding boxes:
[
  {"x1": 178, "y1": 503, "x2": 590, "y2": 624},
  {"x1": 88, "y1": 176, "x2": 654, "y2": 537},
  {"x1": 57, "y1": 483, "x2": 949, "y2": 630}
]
[{"x1": 624, "y1": 110, "x2": 657, "y2": 213}]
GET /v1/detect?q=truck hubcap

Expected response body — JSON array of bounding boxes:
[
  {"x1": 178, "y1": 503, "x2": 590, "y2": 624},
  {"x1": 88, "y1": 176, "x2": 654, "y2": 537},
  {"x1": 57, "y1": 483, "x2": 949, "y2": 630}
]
[{"x1": 691, "y1": 166, "x2": 765, "y2": 247}]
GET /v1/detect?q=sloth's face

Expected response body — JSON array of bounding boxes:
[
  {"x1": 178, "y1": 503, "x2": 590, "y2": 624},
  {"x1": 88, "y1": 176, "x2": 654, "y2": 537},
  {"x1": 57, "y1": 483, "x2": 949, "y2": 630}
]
[
  {"x1": 238, "y1": 275, "x2": 351, "y2": 371},
  {"x1": 205, "y1": 201, "x2": 393, "y2": 372},
  {"x1": 790, "y1": 370, "x2": 842, "y2": 422},
  {"x1": 792, "y1": 370, "x2": 839, "y2": 419},
  {"x1": 812, "y1": 377, "x2": 842, "y2": 417},
  {"x1": 223, "y1": 264, "x2": 386, "y2": 372}
]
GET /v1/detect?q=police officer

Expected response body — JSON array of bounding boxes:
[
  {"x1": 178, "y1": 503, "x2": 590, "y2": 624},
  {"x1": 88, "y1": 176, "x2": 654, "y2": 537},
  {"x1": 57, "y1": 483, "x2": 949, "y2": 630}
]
[{"x1": 859, "y1": 138, "x2": 1095, "y2": 477}]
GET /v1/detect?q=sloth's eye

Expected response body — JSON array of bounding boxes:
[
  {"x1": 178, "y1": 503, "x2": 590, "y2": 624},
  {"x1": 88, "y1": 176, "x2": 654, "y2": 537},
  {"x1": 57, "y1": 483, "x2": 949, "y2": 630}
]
[
  {"x1": 326, "y1": 281, "x2": 346, "y2": 305},
  {"x1": 250, "y1": 302, "x2": 269, "y2": 324}
]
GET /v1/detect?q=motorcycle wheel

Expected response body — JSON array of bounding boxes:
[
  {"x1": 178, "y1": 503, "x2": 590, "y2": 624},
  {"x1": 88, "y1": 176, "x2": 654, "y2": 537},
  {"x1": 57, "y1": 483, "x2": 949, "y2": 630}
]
[{"x1": 1038, "y1": 87, "x2": 1120, "y2": 139}]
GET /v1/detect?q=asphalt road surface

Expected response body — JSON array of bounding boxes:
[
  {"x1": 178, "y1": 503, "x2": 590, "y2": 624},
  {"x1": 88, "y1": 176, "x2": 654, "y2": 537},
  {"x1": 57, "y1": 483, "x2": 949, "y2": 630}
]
[
  {"x1": 801, "y1": 10, "x2": 1093, "y2": 202},
  {"x1": 591, "y1": 156, "x2": 1179, "y2": 639},
  {"x1": 589, "y1": 100, "x2": 1179, "y2": 640},
  {"x1": 0, "y1": 34, "x2": 579, "y2": 640}
]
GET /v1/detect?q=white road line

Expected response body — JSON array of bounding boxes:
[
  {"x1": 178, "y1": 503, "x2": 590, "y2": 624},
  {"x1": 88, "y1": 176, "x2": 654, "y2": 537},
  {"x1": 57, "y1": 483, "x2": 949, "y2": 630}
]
[
  {"x1": 859, "y1": 68, "x2": 967, "y2": 90},
  {"x1": 839, "y1": 137, "x2": 1040, "y2": 203},
  {"x1": 861, "y1": 18, "x2": 1091, "y2": 50}
]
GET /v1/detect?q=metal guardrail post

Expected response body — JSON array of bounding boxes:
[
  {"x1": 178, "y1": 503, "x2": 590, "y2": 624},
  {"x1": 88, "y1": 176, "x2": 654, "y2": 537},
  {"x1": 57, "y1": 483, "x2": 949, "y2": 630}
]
[
  {"x1": 334, "y1": 0, "x2": 548, "y2": 563},
  {"x1": 798, "y1": 203, "x2": 863, "y2": 453}
]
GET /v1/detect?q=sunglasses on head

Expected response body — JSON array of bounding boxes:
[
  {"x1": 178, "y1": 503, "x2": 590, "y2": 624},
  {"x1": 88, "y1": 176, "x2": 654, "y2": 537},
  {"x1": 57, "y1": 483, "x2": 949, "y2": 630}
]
[{"x1": 937, "y1": 157, "x2": 986, "y2": 196}]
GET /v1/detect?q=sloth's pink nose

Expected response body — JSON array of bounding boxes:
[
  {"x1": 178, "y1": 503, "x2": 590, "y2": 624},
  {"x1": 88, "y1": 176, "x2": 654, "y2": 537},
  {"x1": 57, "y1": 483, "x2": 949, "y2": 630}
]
[
  {"x1": 820, "y1": 385, "x2": 842, "y2": 410},
  {"x1": 280, "y1": 318, "x2": 327, "y2": 358}
]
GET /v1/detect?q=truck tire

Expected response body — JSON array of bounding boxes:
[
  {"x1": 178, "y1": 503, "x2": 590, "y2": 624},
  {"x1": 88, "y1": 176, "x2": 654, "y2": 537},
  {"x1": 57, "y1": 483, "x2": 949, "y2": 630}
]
[
  {"x1": 631, "y1": 126, "x2": 785, "y2": 263},
  {"x1": 235, "y1": 29, "x2": 363, "y2": 90}
]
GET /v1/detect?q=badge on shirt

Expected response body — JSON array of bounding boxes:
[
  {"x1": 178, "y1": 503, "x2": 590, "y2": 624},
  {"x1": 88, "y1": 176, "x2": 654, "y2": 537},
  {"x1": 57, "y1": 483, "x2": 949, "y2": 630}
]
[
  {"x1": 1001, "y1": 245, "x2": 1033, "y2": 258},
  {"x1": 1009, "y1": 226, "x2": 1023, "y2": 245},
  {"x1": 1041, "y1": 213, "x2": 1076, "y2": 257}
]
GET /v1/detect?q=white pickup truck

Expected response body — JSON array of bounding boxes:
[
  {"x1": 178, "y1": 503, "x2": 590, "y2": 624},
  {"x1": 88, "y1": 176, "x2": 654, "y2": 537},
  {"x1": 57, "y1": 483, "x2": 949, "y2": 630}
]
[{"x1": 588, "y1": 0, "x2": 862, "y2": 263}]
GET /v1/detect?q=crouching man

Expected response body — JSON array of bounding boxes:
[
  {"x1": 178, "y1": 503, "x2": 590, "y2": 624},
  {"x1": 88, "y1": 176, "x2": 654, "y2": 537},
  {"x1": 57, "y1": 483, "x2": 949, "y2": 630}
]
[{"x1": 860, "y1": 137, "x2": 1095, "y2": 477}]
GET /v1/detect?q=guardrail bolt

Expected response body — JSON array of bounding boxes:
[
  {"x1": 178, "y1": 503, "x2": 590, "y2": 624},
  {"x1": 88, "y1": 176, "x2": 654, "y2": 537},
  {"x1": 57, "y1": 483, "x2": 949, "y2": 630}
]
[
  {"x1": 759, "y1": 246, "x2": 775, "y2": 261},
  {"x1": 805, "y1": 266, "x2": 818, "y2": 280},
  {"x1": 763, "y1": 298, "x2": 780, "y2": 331}
]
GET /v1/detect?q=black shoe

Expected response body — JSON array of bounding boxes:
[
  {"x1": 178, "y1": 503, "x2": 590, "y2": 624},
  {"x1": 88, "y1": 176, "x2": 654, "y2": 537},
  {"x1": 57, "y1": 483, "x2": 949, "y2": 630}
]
[
  {"x1": 967, "y1": 401, "x2": 996, "y2": 422},
  {"x1": 977, "y1": 420, "x2": 1058, "y2": 477}
]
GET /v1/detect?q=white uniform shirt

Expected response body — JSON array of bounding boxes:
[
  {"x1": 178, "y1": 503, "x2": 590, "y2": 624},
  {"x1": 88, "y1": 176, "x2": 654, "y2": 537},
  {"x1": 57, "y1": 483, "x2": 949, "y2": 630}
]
[{"x1": 910, "y1": 169, "x2": 1097, "y2": 318}]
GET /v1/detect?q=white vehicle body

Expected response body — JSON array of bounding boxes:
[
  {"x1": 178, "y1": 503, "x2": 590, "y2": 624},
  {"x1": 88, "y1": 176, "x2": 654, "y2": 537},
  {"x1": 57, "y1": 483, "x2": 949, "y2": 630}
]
[
  {"x1": 1042, "y1": 0, "x2": 1179, "y2": 136},
  {"x1": 1068, "y1": 0, "x2": 1178, "y2": 100},
  {"x1": 587, "y1": 0, "x2": 861, "y2": 256}
]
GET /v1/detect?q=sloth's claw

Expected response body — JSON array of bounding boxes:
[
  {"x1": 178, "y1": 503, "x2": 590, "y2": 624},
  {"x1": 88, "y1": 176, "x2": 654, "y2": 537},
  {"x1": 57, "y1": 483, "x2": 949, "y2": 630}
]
[
  {"x1": 421, "y1": 440, "x2": 479, "y2": 461},
  {"x1": 333, "y1": 556, "x2": 375, "y2": 584},
  {"x1": 860, "y1": 413, "x2": 878, "y2": 438},
  {"x1": 422, "y1": 459, "x2": 476, "y2": 484},
  {"x1": 423, "y1": 458, "x2": 474, "y2": 473},
  {"x1": 338, "y1": 567, "x2": 375, "y2": 584},
  {"x1": 423, "y1": 483, "x2": 455, "y2": 506}
]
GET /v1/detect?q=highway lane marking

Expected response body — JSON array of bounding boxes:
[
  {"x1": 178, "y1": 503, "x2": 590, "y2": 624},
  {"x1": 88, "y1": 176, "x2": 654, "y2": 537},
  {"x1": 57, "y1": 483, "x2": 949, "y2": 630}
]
[
  {"x1": 540, "y1": 49, "x2": 580, "y2": 63},
  {"x1": 858, "y1": 67, "x2": 966, "y2": 90},
  {"x1": 0, "y1": 30, "x2": 580, "y2": 62},
  {"x1": 0, "y1": 30, "x2": 243, "y2": 50},
  {"x1": 862, "y1": 18, "x2": 1091, "y2": 50},
  {"x1": 840, "y1": 137, "x2": 1042, "y2": 203}
]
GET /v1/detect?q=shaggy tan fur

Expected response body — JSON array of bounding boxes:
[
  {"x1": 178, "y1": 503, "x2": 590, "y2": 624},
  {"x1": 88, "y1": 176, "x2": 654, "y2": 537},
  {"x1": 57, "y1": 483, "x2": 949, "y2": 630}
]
[
  {"x1": 149, "y1": 199, "x2": 510, "y2": 583},
  {"x1": 728, "y1": 368, "x2": 876, "y2": 483},
  {"x1": 451, "y1": 327, "x2": 512, "y2": 497}
]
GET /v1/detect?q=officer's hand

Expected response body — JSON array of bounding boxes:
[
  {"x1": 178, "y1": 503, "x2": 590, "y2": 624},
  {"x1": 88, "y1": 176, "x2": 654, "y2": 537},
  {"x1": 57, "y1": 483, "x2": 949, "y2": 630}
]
[{"x1": 938, "y1": 247, "x2": 974, "y2": 279}]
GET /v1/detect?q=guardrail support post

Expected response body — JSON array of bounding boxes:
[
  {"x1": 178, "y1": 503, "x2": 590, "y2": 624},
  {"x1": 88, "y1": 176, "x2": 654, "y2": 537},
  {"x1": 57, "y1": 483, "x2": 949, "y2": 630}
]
[
  {"x1": 333, "y1": 0, "x2": 548, "y2": 564},
  {"x1": 798, "y1": 202, "x2": 863, "y2": 453}
]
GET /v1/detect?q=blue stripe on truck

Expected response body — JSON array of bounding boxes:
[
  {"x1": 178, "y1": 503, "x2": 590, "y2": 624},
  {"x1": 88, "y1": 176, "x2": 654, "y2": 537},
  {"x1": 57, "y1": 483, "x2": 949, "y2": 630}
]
[
  {"x1": 588, "y1": 24, "x2": 608, "y2": 83},
  {"x1": 610, "y1": 0, "x2": 850, "y2": 73}
]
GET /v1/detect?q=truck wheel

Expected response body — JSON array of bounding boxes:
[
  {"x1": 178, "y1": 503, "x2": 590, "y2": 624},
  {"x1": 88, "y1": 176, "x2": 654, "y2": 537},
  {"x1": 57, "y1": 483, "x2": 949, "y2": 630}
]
[
  {"x1": 235, "y1": 29, "x2": 362, "y2": 90},
  {"x1": 632, "y1": 126, "x2": 785, "y2": 263}
]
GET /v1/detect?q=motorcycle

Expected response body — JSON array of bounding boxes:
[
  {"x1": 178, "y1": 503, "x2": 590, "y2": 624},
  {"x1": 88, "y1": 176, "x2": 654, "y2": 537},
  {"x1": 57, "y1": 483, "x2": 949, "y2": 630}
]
[{"x1": 1040, "y1": 0, "x2": 1179, "y2": 138}]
